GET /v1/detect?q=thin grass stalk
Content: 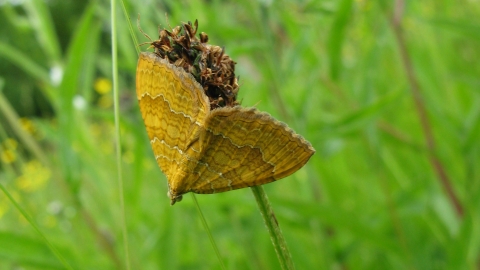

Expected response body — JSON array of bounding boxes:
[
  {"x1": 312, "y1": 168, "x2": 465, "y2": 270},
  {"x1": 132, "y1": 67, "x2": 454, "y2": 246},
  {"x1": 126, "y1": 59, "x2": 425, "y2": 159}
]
[
  {"x1": 191, "y1": 194, "x2": 227, "y2": 270},
  {"x1": 119, "y1": 0, "x2": 140, "y2": 56},
  {"x1": 0, "y1": 92, "x2": 49, "y2": 166},
  {"x1": 111, "y1": 0, "x2": 131, "y2": 269},
  {"x1": 0, "y1": 126, "x2": 18, "y2": 176},
  {"x1": 388, "y1": 0, "x2": 464, "y2": 217},
  {"x1": 251, "y1": 186, "x2": 295, "y2": 270},
  {"x1": 0, "y1": 184, "x2": 73, "y2": 270}
]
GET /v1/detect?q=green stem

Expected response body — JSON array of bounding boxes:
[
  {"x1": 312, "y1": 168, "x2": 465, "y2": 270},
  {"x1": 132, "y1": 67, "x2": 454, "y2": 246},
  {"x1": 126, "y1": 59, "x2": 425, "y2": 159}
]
[
  {"x1": 111, "y1": 0, "x2": 131, "y2": 268},
  {"x1": 0, "y1": 92, "x2": 49, "y2": 166},
  {"x1": 119, "y1": 0, "x2": 140, "y2": 56},
  {"x1": 191, "y1": 194, "x2": 226, "y2": 270},
  {"x1": 0, "y1": 183, "x2": 74, "y2": 270},
  {"x1": 251, "y1": 186, "x2": 295, "y2": 270}
]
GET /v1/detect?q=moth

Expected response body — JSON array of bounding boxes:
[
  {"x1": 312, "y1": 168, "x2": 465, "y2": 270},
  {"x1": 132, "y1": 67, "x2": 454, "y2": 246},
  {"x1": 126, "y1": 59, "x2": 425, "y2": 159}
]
[{"x1": 136, "y1": 52, "x2": 314, "y2": 205}]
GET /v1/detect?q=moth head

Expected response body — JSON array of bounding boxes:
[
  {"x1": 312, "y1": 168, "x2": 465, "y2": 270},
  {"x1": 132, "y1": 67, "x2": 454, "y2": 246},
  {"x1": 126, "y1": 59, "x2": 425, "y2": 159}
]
[{"x1": 167, "y1": 190, "x2": 183, "y2": 205}]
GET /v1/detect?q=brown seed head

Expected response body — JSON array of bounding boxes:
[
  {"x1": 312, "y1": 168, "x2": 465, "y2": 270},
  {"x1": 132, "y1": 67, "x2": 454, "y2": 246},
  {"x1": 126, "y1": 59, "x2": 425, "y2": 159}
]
[{"x1": 140, "y1": 19, "x2": 239, "y2": 109}]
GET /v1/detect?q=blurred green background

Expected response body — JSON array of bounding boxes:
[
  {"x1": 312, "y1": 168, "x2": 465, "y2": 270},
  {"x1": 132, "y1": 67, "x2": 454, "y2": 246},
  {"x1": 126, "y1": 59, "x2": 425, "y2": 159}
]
[{"x1": 1, "y1": 0, "x2": 479, "y2": 269}]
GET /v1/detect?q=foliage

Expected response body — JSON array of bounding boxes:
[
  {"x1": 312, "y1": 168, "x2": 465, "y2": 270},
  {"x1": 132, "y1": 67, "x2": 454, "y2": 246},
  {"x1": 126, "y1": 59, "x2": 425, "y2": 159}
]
[{"x1": 0, "y1": 0, "x2": 479, "y2": 269}]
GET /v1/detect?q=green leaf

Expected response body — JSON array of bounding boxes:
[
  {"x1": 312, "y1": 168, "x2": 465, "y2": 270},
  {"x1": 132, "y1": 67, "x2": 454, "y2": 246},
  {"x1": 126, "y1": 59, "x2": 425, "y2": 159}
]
[
  {"x1": 327, "y1": 0, "x2": 353, "y2": 81},
  {"x1": 0, "y1": 232, "x2": 63, "y2": 269}
]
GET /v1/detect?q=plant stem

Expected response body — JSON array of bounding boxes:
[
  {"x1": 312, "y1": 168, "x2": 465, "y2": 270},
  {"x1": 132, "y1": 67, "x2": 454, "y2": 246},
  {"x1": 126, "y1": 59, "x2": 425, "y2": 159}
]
[
  {"x1": 0, "y1": 183, "x2": 73, "y2": 270},
  {"x1": 191, "y1": 194, "x2": 226, "y2": 270},
  {"x1": 111, "y1": 0, "x2": 131, "y2": 268},
  {"x1": 0, "y1": 92, "x2": 49, "y2": 166},
  {"x1": 251, "y1": 186, "x2": 295, "y2": 270},
  {"x1": 388, "y1": 0, "x2": 463, "y2": 217}
]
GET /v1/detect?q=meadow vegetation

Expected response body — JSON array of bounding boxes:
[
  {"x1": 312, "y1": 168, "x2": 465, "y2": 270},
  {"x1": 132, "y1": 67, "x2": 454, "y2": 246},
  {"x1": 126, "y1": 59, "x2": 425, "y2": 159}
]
[{"x1": 0, "y1": 0, "x2": 479, "y2": 269}]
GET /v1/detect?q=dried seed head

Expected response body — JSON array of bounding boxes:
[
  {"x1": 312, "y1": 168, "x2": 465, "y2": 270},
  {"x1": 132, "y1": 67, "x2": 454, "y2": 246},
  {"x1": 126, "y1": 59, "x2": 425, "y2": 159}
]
[
  {"x1": 200, "y1": 32, "x2": 209, "y2": 43},
  {"x1": 140, "y1": 19, "x2": 239, "y2": 109}
]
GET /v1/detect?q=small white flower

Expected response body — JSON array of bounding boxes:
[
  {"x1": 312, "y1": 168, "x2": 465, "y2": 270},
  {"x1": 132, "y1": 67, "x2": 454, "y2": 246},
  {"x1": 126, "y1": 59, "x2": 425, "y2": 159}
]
[
  {"x1": 73, "y1": 95, "x2": 87, "y2": 110},
  {"x1": 50, "y1": 64, "x2": 63, "y2": 86},
  {"x1": 47, "y1": 200, "x2": 63, "y2": 215}
]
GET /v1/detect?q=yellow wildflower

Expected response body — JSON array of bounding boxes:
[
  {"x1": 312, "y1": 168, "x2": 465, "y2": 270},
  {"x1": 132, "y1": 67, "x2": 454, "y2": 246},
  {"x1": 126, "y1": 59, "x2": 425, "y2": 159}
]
[
  {"x1": 19, "y1": 118, "x2": 37, "y2": 135},
  {"x1": 94, "y1": 78, "x2": 112, "y2": 95},
  {"x1": 15, "y1": 160, "x2": 51, "y2": 192},
  {"x1": 1, "y1": 138, "x2": 17, "y2": 163},
  {"x1": 1, "y1": 149, "x2": 16, "y2": 164}
]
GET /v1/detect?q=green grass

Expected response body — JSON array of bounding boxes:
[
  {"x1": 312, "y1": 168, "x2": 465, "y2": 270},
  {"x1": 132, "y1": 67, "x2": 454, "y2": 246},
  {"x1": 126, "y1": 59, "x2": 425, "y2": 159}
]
[{"x1": 0, "y1": 0, "x2": 479, "y2": 269}]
